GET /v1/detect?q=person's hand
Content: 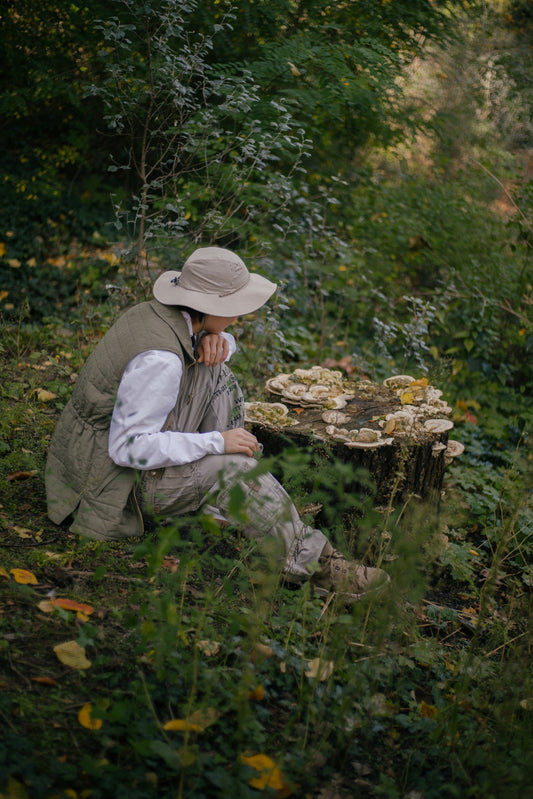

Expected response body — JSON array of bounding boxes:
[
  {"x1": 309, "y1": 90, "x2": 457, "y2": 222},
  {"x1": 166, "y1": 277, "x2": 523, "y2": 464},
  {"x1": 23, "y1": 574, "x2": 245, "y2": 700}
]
[
  {"x1": 196, "y1": 333, "x2": 229, "y2": 367},
  {"x1": 221, "y1": 428, "x2": 260, "y2": 457}
]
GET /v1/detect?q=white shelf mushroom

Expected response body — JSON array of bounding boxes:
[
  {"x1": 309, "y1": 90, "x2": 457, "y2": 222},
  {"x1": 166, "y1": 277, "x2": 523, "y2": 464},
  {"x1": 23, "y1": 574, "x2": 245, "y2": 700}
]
[
  {"x1": 424, "y1": 418, "x2": 454, "y2": 434},
  {"x1": 444, "y1": 440, "x2": 465, "y2": 465},
  {"x1": 383, "y1": 375, "x2": 416, "y2": 389},
  {"x1": 322, "y1": 410, "x2": 351, "y2": 425}
]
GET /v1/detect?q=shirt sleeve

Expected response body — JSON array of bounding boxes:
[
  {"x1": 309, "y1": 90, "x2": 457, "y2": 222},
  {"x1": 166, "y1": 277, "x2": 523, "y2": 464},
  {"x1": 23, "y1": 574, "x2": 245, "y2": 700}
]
[{"x1": 108, "y1": 350, "x2": 226, "y2": 470}]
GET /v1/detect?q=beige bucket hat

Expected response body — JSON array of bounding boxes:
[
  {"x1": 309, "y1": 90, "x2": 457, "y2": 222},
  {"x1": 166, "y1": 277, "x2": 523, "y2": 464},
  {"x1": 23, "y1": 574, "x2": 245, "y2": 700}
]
[{"x1": 153, "y1": 247, "x2": 277, "y2": 316}]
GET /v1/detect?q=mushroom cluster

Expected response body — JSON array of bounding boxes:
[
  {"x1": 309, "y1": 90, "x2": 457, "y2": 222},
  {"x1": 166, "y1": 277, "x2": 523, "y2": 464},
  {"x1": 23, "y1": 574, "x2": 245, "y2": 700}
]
[
  {"x1": 323, "y1": 424, "x2": 394, "y2": 449},
  {"x1": 266, "y1": 366, "x2": 357, "y2": 409},
  {"x1": 253, "y1": 368, "x2": 465, "y2": 464}
]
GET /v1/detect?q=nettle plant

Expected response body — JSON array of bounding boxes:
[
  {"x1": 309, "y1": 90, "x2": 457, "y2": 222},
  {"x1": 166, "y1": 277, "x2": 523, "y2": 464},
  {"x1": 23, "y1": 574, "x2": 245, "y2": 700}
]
[{"x1": 86, "y1": 0, "x2": 313, "y2": 282}]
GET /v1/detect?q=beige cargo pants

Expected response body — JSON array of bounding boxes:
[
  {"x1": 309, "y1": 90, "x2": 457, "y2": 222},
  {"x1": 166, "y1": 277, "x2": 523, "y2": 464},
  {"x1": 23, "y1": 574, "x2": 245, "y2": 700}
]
[{"x1": 141, "y1": 360, "x2": 327, "y2": 577}]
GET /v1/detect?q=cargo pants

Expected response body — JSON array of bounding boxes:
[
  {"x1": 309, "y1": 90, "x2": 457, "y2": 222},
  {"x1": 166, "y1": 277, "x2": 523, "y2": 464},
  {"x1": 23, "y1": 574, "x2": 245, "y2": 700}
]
[{"x1": 141, "y1": 360, "x2": 327, "y2": 577}]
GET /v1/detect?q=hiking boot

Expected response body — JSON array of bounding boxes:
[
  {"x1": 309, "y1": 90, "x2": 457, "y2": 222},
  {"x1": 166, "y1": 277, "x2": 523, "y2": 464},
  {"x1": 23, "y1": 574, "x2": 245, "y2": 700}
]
[{"x1": 311, "y1": 542, "x2": 390, "y2": 604}]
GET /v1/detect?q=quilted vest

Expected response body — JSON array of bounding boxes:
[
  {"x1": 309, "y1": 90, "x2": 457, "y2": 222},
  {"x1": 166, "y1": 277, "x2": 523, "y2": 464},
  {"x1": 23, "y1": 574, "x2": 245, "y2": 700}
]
[{"x1": 45, "y1": 299, "x2": 195, "y2": 540}]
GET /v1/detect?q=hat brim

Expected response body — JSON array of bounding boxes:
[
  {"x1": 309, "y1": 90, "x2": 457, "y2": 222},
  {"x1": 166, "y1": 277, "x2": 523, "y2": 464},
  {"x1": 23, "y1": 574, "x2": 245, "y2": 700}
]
[{"x1": 153, "y1": 270, "x2": 277, "y2": 316}]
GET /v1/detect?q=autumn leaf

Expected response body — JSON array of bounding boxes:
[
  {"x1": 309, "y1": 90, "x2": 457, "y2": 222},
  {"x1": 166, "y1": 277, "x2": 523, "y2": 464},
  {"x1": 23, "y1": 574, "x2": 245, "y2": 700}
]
[
  {"x1": 305, "y1": 657, "x2": 334, "y2": 681},
  {"x1": 163, "y1": 719, "x2": 204, "y2": 733},
  {"x1": 12, "y1": 526, "x2": 33, "y2": 538},
  {"x1": 196, "y1": 639, "x2": 220, "y2": 656},
  {"x1": 7, "y1": 470, "x2": 37, "y2": 482},
  {"x1": 10, "y1": 568, "x2": 38, "y2": 585},
  {"x1": 0, "y1": 567, "x2": 9, "y2": 580},
  {"x1": 33, "y1": 388, "x2": 57, "y2": 402},
  {"x1": 53, "y1": 641, "x2": 92, "y2": 670},
  {"x1": 37, "y1": 600, "x2": 56, "y2": 614},
  {"x1": 50, "y1": 598, "x2": 95, "y2": 616},
  {"x1": 78, "y1": 702, "x2": 103, "y2": 730},
  {"x1": 420, "y1": 700, "x2": 438, "y2": 719},
  {"x1": 32, "y1": 676, "x2": 58, "y2": 687},
  {"x1": 189, "y1": 708, "x2": 220, "y2": 730},
  {"x1": 240, "y1": 753, "x2": 292, "y2": 796},
  {"x1": 164, "y1": 707, "x2": 218, "y2": 733},
  {"x1": 251, "y1": 643, "x2": 274, "y2": 664}
]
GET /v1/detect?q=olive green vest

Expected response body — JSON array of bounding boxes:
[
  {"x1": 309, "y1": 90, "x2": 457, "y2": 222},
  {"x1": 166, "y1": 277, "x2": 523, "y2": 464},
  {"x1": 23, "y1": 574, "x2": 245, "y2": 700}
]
[{"x1": 45, "y1": 300, "x2": 195, "y2": 540}]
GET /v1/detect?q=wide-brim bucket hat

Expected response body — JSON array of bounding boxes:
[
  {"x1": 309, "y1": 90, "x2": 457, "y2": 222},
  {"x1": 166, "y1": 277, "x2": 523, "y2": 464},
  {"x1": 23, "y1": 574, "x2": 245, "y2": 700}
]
[{"x1": 153, "y1": 246, "x2": 277, "y2": 316}]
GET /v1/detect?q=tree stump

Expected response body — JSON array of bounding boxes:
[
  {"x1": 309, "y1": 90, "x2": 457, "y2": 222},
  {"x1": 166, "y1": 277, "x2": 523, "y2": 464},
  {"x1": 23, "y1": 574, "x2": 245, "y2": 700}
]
[{"x1": 245, "y1": 368, "x2": 463, "y2": 504}]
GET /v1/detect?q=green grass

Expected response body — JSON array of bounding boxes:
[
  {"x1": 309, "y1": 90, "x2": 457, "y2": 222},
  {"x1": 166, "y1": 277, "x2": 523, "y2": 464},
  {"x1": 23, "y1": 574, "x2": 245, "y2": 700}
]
[{"x1": 1, "y1": 295, "x2": 532, "y2": 798}]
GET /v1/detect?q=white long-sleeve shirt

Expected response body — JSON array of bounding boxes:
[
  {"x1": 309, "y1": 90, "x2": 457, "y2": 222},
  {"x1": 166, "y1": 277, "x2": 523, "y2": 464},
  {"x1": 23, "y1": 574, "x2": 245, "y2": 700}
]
[{"x1": 108, "y1": 313, "x2": 236, "y2": 470}]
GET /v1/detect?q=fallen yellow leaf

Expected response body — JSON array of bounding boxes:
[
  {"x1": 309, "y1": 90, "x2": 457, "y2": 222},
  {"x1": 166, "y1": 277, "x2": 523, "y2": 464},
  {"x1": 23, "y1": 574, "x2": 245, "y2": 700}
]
[
  {"x1": 37, "y1": 599, "x2": 55, "y2": 613},
  {"x1": 78, "y1": 702, "x2": 103, "y2": 730},
  {"x1": 53, "y1": 640, "x2": 92, "y2": 670},
  {"x1": 10, "y1": 568, "x2": 38, "y2": 585},
  {"x1": 420, "y1": 700, "x2": 438, "y2": 719},
  {"x1": 163, "y1": 719, "x2": 204, "y2": 732},
  {"x1": 12, "y1": 526, "x2": 32, "y2": 539},
  {"x1": 240, "y1": 753, "x2": 291, "y2": 796},
  {"x1": 164, "y1": 707, "x2": 218, "y2": 732},
  {"x1": 196, "y1": 639, "x2": 220, "y2": 656},
  {"x1": 33, "y1": 388, "x2": 57, "y2": 402},
  {"x1": 305, "y1": 657, "x2": 334, "y2": 681},
  {"x1": 252, "y1": 643, "x2": 274, "y2": 661}
]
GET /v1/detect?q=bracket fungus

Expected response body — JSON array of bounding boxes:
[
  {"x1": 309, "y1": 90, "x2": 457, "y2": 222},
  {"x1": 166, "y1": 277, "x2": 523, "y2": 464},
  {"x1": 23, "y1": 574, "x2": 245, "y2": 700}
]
[
  {"x1": 444, "y1": 439, "x2": 465, "y2": 464},
  {"x1": 244, "y1": 402, "x2": 299, "y2": 427},
  {"x1": 424, "y1": 418, "x2": 454, "y2": 434},
  {"x1": 246, "y1": 368, "x2": 463, "y2": 502}
]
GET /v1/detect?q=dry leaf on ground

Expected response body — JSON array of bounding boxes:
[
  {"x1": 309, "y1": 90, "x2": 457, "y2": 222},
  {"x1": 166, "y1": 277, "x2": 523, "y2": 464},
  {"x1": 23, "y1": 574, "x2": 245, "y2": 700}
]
[
  {"x1": 240, "y1": 753, "x2": 292, "y2": 796},
  {"x1": 10, "y1": 568, "x2": 38, "y2": 585},
  {"x1": 53, "y1": 641, "x2": 92, "y2": 670},
  {"x1": 78, "y1": 702, "x2": 103, "y2": 730}
]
